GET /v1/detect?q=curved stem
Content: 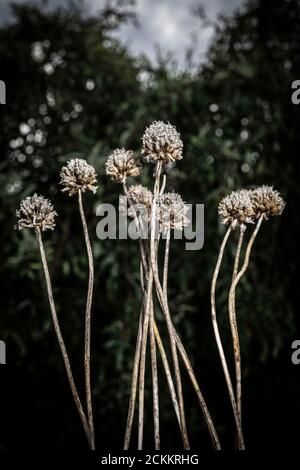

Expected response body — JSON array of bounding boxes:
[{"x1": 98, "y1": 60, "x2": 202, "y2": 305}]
[
  {"x1": 173, "y1": 329, "x2": 221, "y2": 450},
  {"x1": 138, "y1": 268, "x2": 153, "y2": 449},
  {"x1": 156, "y1": 240, "x2": 221, "y2": 449},
  {"x1": 163, "y1": 227, "x2": 170, "y2": 295},
  {"x1": 150, "y1": 163, "x2": 190, "y2": 450},
  {"x1": 78, "y1": 190, "x2": 95, "y2": 450},
  {"x1": 210, "y1": 226, "x2": 245, "y2": 449},
  {"x1": 228, "y1": 226, "x2": 245, "y2": 428},
  {"x1": 159, "y1": 174, "x2": 166, "y2": 196},
  {"x1": 150, "y1": 298, "x2": 160, "y2": 449},
  {"x1": 227, "y1": 216, "x2": 264, "y2": 442},
  {"x1": 35, "y1": 227, "x2": 91, "y2": 447},
  {"x1": 153, "y1": 322, "x2": 181, "y2": 428},
  {"x1": 230, "y1": 216, "x2": 264, "y2": 294},
  {"x1": 142, "y1": 256, "x2": 181, "y2": 434},
  {"x1": 123, "y1": 304, "x2": 143, "y2": 449}
]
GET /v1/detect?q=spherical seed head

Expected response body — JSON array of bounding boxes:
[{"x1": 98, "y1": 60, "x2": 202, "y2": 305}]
[
  {"x1": 218, "y1": 189, "x2": 255, "y2": 228},
  {"x1": 127, "y1": 184, "x2": 153, "y2": 220},
  {"x1": 105, "y1": 148, "x2": 142, "y2": 183},
  {"x1": 142, "y1": 121, "x2": 183, "y2": 165},
  {"x1": 127, "y1": 184, "x2": 152, "y2": 207},
  {"x1": 60, "y1": 158, "x2": 98, "y2": 196},
  {"x1": 157, "y1": 192, "x2": 189, "y2": 231},
  {"x1": 251, "y1": 185, "x2": 285, "y2": 219},
  {"x1": 16, "y1": 193, "x2": 57, "y2": 231}
]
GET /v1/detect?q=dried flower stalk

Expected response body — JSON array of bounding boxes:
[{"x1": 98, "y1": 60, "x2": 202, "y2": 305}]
[
  {"x1": 210, "y1": 226, "x2": 245, "y2": 449},
  {"x1": 35, "y1": 227, "x2": 91, "y2": 446},
  {"x1": 149, "y1": 163, "x2": 190, "y2": 450},
  {"x1": 149, "y1": 298, "x2": 160, "y2": 449},
  {"x1": 229, "y1": 225, "x2": 246, "y2": 426},
  {"x1": 60, "y1": 159, "x2": 98, "y2": 448},
  {"x1": 122, "y1": 183, "x2": 161, "y2": 449},
  {"x1": 225, "y1": 185, "x2": 285, "y2": 445},
  {"x1": 16, "y1": 195, "x2": 91, "y2": 446},
  {"x1": 123, "y1": 303, "x2": 144, "y2": 449},
  {"x1": 78, "y1": 189, "x2": 96, "y2": 449},
  {"x1": 157, "y1": 227, "x2": 221, "y2": 450}
]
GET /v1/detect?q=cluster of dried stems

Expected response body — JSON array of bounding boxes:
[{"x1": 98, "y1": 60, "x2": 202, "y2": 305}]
[
  {"x1": 211, "y1": 186, "x2": 285, "y2": 449},
  {"x1": 15, "y1": 159, "x2": 98, "y2": 449},
  {"x1": 15, "y1": 120, "x2": 285, "y2": 450}
]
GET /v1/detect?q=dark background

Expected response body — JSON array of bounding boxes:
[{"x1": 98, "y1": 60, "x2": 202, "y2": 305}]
[{"x1": 0, "y1": 0, "x2": 300, "y2": 450}]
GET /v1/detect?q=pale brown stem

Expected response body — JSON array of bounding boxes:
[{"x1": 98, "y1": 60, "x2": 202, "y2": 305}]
[
  {"x1": 159, "y1": 174, "x2": 166, "y2": 196},
  {"x1": 123, "y1": 181, "x2": 181, "y2": 448},
  {"x1": 138, "y1": 267, "x2": 153, "y2": 449},
  {"x1": 228, "y1": 215, "x2": 264, "y2": 434},
  {"x1": 210, "y1": 226, "x2": 245, "y2": 449},
  {"x1": 123, "y1": 304, "x2": 143, "y2": 449},
  {"x1": 163, "y1": 227, "x2": 170, "y2": 295},
  {"x1": 158, "y1": 235, "x2": 221, "y2": 450},
  {"x1": 35, "y1": 227, "x2": 91, "y2": 447},
  {"x1": 230, "y1": 216, "x2": 264, "y2": 293},
  {"x1": 123, "y1": 182, "x2": 158, "y2": 449},
  {"x1": 173, "y1": 329, "x2": 222, "y2": 450},
  {"x1": 229, "y1": 226, "x2": 246, "y2": 430},
  {"x1": 149, "y1": 298, "x2": 160, "y2": 449},
  {"x1": 150, "y1": 163, "x2": 190, "y2": 450},
  {"x1": 141, "y1": 252, "x2": 182, "y2": 435},
  {"x1": 78, "y1": 190, "x2": 95, "y2": 450},
  {"x1": 153, "y1": 322, "x2": 181, "y2": 428}
]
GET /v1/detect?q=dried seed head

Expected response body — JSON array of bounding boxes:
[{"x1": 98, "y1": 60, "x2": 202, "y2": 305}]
[
  {"x1": 142, "y1": 121, "x2": 183, "y2": 165},
  {"x1": 218, "y1": 189, "x2": 255, "y2": 228},
  {"x1": 105, "y1": 148, "x2": 142, "y2": 183},
  {"x1": 251, "y1": 185, "x2": 285, "y2": 219},
  {"x1": 127, "y1": 184, "x2": 153, "y2": 208},
  {"x1": 157, "y1": 192, "x2": 189, "y2": 231},
  {"x1": 16, "y1": 193, "x2": 57, "y2": 231},
  {"x1": 60, "y1": 158, "x2": 98, "y2": 196},
  {"x1": 126, "y1": 184, "x2": 153, "y2": 221}
]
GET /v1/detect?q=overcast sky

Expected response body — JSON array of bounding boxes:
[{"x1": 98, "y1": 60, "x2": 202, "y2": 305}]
[{"x1": 0, "y1": 0, "x2": 244, "y2": 64}]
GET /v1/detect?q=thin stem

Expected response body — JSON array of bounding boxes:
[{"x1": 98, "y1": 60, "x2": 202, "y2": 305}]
[
  {"x1": 122, "y1": 183, "x2": 152, "y2": 449},
  {"x1": 173, "y1": 329, "x2": 222, "y2": 450},
  {"x1": 78, "y1": 190, "x2": 95, "y2": 450},
  {"x1": 210, "y1": 226, "x2": 245, "y2": 449},
  {"x1": 138, "y1": 267, "x2": 153, "y2": 449},
  {"x1": 157, "y1": 239, "x2": 221, "y2": 450},
  {"x1": 153, "y1": 322, "x2": 181, "y2": 428},
  {"x1": 35, "y1": 227, "x2": 91, "y2": 447},
  {"x1": 228, "y1": 226, "x2": 245, "y2": 428},
  {"x1": 159, "y1": 174, "x2": 166, "y2": 196},
  {"x1": 163, "y1": 226, "x2": 170, "y2": 295},
  {"x1": 123, "y1": 181, "x2": 181, "y2": 448},
  {"x1": 227, "y1": 216, "x2": 263, "y2": 446},
  {"x1": 123, "y1": 182, "x2": 155, "y2": 449},
  {"x1": 123, "y1": 303, "x2": 144, "y2": 449},
  {"x1": 230, "y1": 215, "x2": 264, "y2": 293},
  {"x1": 123, "y1": 182, "x2": 148, "y2": 274},
  {"x1": 150, "y1": 163, "x2": 190, "y2": 450},
  {"x1": 149, "y1": 298, "x2": 160, "y2": 449},
  {"x1": 142, "y1": 253, "x2": 182, "y2": 435}
]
